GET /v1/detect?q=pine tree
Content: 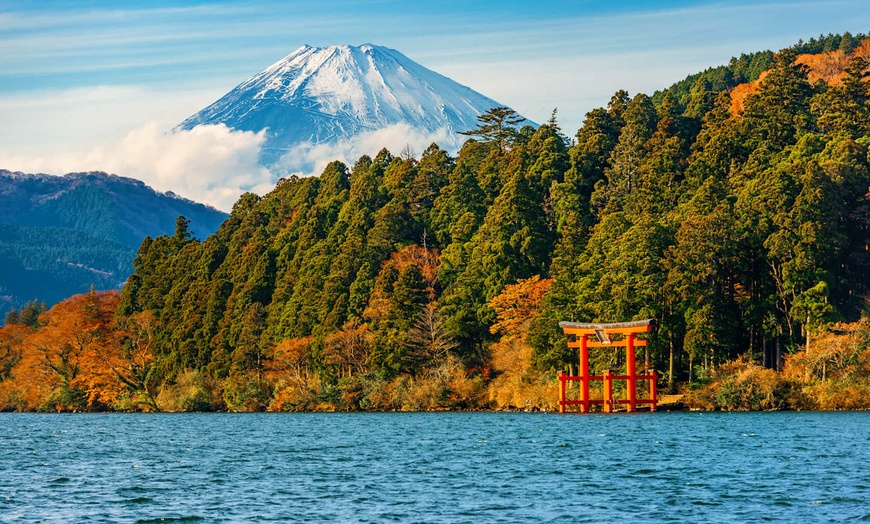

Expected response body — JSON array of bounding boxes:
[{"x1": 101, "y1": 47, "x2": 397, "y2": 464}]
[{"x1": 459, "y1": 106, "x2": 526, "y2": 150}]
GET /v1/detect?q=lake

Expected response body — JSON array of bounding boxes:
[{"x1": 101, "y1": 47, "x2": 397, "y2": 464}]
[{"x1": 1, "y1": 412, "x2": 868, "y2": 522}]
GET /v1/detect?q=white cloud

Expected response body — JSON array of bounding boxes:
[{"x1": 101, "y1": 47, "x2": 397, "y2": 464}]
[
  {"x1": 0, "y1": 120, "x2": 464, "y2": 213},
  {"x1": 273, "y1": 123, "x2": 455, "y2": 177},
  {"x1": 0, "y1": 123, "x2": 274, "y2": 212},
  {"x1": 101, "y1": 123, "x2": 276, "y2": 212}
]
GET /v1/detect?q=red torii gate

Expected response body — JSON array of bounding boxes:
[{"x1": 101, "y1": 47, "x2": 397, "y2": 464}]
[{"x1": 557, "y1": 319, "x2": 657, "y2": 413}]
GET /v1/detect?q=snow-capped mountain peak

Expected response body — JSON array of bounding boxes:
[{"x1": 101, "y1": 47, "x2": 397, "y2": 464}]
[{"x1": 177, "y1": 44, "x2": 531, "y2": 166}]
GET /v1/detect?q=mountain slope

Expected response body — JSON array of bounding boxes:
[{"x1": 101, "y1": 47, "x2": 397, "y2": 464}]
[
  {"x1": 0, "y1": 170, "x2": 228, "y2": 321},
  {"x1": 177, "y1": 44, "x2": 531, "y2": 164}
]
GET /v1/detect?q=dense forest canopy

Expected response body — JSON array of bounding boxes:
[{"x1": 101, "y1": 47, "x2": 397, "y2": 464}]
[{"x1": 4, "y1": 35, "x2": 870, "y2": 411}]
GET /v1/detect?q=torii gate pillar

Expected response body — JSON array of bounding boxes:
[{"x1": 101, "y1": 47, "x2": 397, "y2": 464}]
[{"x1": 557, "y1": 319, "x2": 657, "y2": 413}]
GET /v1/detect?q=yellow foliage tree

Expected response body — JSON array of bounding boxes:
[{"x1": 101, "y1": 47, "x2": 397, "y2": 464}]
[{"x1": 486, "y1": 275, "x2": 556, "y2": 410}]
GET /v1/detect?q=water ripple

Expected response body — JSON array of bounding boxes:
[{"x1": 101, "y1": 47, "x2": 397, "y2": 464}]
[{"x1": 1, "y1": 412, "x2": 869, "y2": 522}]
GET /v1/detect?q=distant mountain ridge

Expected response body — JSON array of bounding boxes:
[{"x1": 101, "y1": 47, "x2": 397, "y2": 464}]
[
  {"x1": 0, "y1": 170, "x2": 224, "y2": 247},
  {"x1": 177, "y1": 44, "x2": 533, "y2": 165},
  {"x1": 0, "y1": 170, "x2": 227, "y2": 321}
]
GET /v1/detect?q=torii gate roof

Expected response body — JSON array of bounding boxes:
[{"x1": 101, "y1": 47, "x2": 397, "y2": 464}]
[{"x1": 558, "y1": 319, "x2": 656, "y2": 336}]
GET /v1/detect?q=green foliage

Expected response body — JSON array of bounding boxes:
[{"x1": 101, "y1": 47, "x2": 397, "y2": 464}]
[
  {"x1": 652, "y1": 51, "x2": 773, "y2": 108},
  {"x1": 113, "y1": 37, "x2": 870, "y2": 406},
  {"x1": 743, "y1": 49, "x2": 814, "y2": 149},
  {"x1": 459, "y1": 106, "x2": 527, "y2": 151},
  {"x1": 791, "y1": 32, "x2": 867, "y2": 55},
  {"x1": 4, "y1": 299, "x2": 47, "y2": 328}
]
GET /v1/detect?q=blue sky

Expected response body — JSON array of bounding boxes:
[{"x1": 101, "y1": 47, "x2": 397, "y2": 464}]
[{"x1": 2, "y1": 0, "x2": 869, "y2": 209}]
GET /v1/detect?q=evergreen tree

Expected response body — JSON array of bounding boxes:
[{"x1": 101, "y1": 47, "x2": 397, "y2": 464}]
[
  {"x1": 592, "y1": 93, "x2": 657, "y2": 214},
  {"x1": 813, "y1": 57, "x2": 870, "y2": 137},
  {"x1": 4, "y1": 299, "x2": 47, "y2": 328},
  {"x1": 459, "y1": 106, "x2": 526, "y2": 150},
  {"x1": 743, "y1": 48, "x2": 815, "y2": 149}
]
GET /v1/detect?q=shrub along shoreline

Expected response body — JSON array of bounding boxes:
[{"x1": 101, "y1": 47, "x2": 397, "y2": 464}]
[{"x1": 2, "y1": 291, "x2": 868, "y2": 412}]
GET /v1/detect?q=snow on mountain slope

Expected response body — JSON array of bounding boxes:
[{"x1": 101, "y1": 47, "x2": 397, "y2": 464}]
[{"x1": 177, "y1": 44, "x2": 532, "y2": 167}]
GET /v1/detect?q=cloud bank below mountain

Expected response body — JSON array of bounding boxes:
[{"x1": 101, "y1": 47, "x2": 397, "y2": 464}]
[
  {"x1": 0, "y1": 123, "x2": 271, "y2": 212},
  {"x1": 272, "y1": 123, "x2": 453, "y2": 177},
  {"x1": 0, "y1": 121, "x2": 455, "y2": 212}
]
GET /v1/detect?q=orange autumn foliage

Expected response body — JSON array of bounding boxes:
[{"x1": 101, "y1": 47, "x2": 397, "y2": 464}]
[
  {"x1": 489, "y1": 275, "x2": 552, "y2": 337},
  {"x1": 729, "y1": 72, "x2": 765, "y2": 115},
  {"x1": 730, "y1": 38, "x2": 870, "y2": 115},
  {"x1": 796, "y1": 50, "x2": 851, "y2": 84},
  {"x1": 266, "y1": 336, "x2": 320, "y2": 411},
  {"x1": 35, "y1": 291, "x2": 120, "y2": 410},
  {"x1": 782, "y1": 321, "x2": 870, "y2": 410},
  {"x1": 386, "y1": 244, "x2": 440, "y2": 290},
  {"x1": 267, "y1": 336, "x2": 314, "y2": 382},
  {"x1": 321, "y1": 321, "x2": 372, "y2": 378},
  {"x1": 0, "y1": 290, "x2": 162, "y2": 411},
  {"x1": 364, "y1": 244, "x2": 440, "y2": 325},
  {"x1": 797, "y1": 38, "x2": 870, "y2": 85}
]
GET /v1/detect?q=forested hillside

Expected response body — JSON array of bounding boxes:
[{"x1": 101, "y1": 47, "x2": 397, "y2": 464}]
[
  {"x1": 0, "y1": 171, "x2": 227, "y2": 321},
  {"x1": 3, "y1": 37, "x2": 870, "y2": 412}
]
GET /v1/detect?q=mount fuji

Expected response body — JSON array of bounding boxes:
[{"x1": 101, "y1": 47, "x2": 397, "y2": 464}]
[{"x1": 177, "y1": 44, "x2": 532, "y2": 168}]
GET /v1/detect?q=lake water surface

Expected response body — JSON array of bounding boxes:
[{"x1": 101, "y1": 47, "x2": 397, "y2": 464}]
[{"x1": 1, "y1": 411, "x2": 868, "y2": 523}]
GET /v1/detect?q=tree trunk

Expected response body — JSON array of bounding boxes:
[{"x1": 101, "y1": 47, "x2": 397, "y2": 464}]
[
  {"x1": 748, "y1": 326, "x2": 755, "y2": 364},
  {"x1": 776, "y1": 337, "x2": 783, "y2": 372},
  {"x1": 805, "y1": 314, "x2": 811, "y2": 355}
]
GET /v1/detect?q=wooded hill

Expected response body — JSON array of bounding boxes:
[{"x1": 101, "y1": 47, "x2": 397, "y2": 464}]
[
  {"x1": 3, "y1": 34, "x2": 870, "y2": 412},
  {"x1": 0, "y1": 171, "x2": 227, "y2": 321}
]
